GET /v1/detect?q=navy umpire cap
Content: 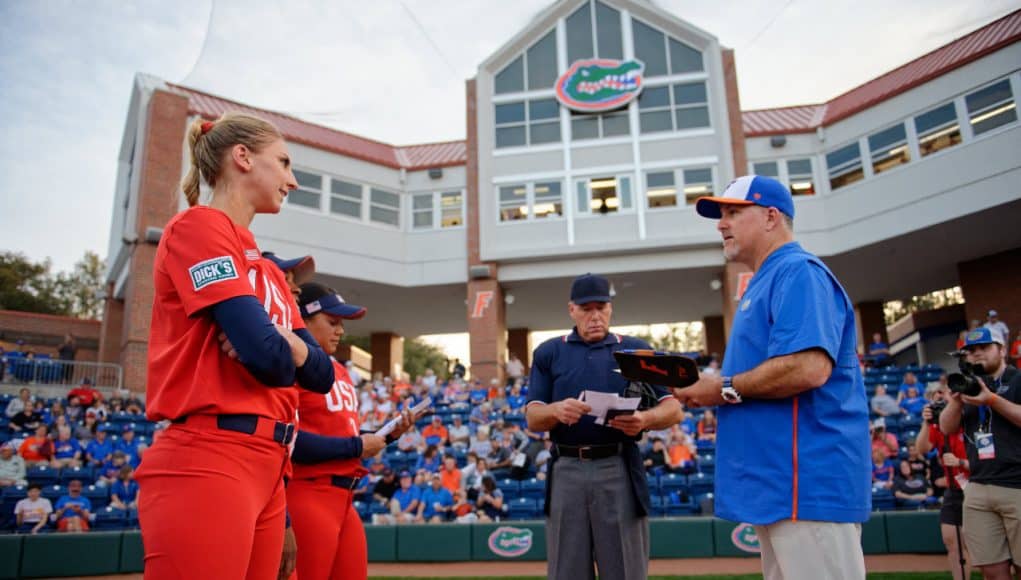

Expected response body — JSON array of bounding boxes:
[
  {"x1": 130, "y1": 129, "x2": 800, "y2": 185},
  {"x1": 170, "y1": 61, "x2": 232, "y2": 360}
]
[
  {"x1": 570, "y1": 273, "x2": 613, "y2": 305},
  {"x1": 298, "y1": 282, "x2": 367, "y2": 320}
]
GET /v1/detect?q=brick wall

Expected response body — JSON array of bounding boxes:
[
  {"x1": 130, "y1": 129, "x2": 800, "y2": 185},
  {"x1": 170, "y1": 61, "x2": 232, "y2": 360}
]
[
  {"x1": 958, "y1": 247, "x2": 1021, "y2": 344},
  {"x1": 0, "y1": 310, "x2": 100, "y2": 360}
]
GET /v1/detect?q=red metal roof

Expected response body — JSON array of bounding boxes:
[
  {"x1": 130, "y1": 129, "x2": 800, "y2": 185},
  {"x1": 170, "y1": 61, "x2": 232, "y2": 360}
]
[
  {"x1": 169, "y1": 83, "x2": 467, "y2": 170},
  {"x1": 742, "y1": 8, "x2": 1021, "y2": 137}
]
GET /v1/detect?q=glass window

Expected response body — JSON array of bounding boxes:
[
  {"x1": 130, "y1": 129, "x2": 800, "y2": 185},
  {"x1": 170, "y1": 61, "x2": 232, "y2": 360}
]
[
  {"x1": 673, "y1": 81, "x2": 710, "y2": 129},
  {"x1": 566, "y1": 2, "x2": 594, "y2": 63},
  {"x1": 495, "y1": 56, "x2": 524, "y2": 95},
  {"x1": 602, "y1": 110, "x2": 630, "y2": 136},
  {"x1": 412, "y1": 193, "x2": 433, "y2": 229},
  {"x1": 646, "y1": 170, "x2": 677, "y2": 208},
  {"x1": 329, "y1": 178, "x2": 362, "y2": 218},
  {"x1": 669, "y1": 38, "x2": 703, "y2": 74},
  {"x1": 826, "y1": 142, "x2": 864, "y2": 190},
  {"x1": 868, "y1": 123, "x2": 910, "y2": 174},
  {"x1": 576, "y1": 181, "x2": 589, "y2": 214},
  {"x1": 369, "y1": 188, "x2": 400, "y2": 226},
  {"x1": 682, "y1": 168, "x2": 713, "y2": 205},
  {"x1": 752, "y1": 161, "x2": 779, "y2": 177},
  {"x1": 594, "y1": 1, "x2": 623, "y2": 59},
  {"x1": 499, "y1": 185, "x2": 528, "y2": 221},
  {"x1": 965, "y1": 79, "x2": 1017, "y2": 136},
  {"x1": 589, "y1": 176, "x2": 620, "y2": 213},
  {"x1": 571, "y1": 109, "x2": 630, "y2": 141},
  {"x1": 440, "y1": 191, "x2": 463, "y2": 227},
  {"x1": 784, "y1": 158, "x2": 816, "y2": 197},
  {"x1": 571, "y1": 112, "x2": 600, "y2": 141},
  {"x1": 632, "y1": 19, "x2": 667, "y2": 77},
  {"x1": 786, "y1": 158, "x2": 815, "y2": 196},
  {"x1": 529, "y1": 98, "x2": 561, "y2": 144},
  {"x1": 533, "y1": 181, "x2": 563, "y2": 219},
  {"x1": 526, "y1": 30, "x2": 558, "y2": 90},
  {"x1": 638, "y1": 86, "x2": 672, "y2": 133},
  {"x1": 495, "y1": 102, "x2": 526, "y2": 149},
  {"x1": 290, "y1": 169, "x2": 322, "y2": 209},
  {"x1": 914, "y1": 102, "x2": 961, "y2": 157}
]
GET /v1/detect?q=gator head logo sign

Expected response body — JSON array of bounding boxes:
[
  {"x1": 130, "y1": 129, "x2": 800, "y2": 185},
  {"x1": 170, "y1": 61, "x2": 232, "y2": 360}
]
[
  {"x1": 487, "y1": 526, "x2": 533, "y2": 558},
  {"x1": 555, "y1": 59, "x2": 645, "y2": 112},
  {"x1": 730, "y1": 523, "x2": 761, "y2": 553}
]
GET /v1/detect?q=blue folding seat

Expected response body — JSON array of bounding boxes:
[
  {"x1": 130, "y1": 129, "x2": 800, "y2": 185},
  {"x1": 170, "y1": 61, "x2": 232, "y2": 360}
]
[
  {"x1": 27, "y1": 465, "x2": 58, "y2": 486},
  {"x1": 659, "y1": 472, "x2": 687, "y2": 495},
  {"x1": 688, "y1": 472, "x2": 714, "y2": 496},
  {"x1": 496, "y1": 478, "x2": 520, "y2": 500},
  {"x1": 92, "y1": 506, "x2": 128, "y2": 530},
  {"x1": 665, "y1": 491, "x2": 699, "y2": 516},
  {"x1": 519, "y1": 478, "x2": 544, "y2": 500},
  {"x1": 83, "y1": 484, "x2": 110, "y2": 510},
  {"x1": 649, "y1": 495, "x2": 668, "y2": 517},
  {"x1": 59, "y1": 465, "x2": 94, "y2": 485},
  {"x1": 645, "y1": 473, "x2": 660, "y2": 496},
  {"x1": 41, "y1": 484, "x2": 65, "y2": 502},
  {"x1": 507, "y1": 497, "x2": 539, "y2": 520}
]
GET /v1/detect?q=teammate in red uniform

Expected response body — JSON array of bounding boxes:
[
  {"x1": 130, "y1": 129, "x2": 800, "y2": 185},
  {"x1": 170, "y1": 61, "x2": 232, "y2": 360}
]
[
  {"x1": 137, "y1": 113, "x2": 335, "y2": 579},
  {"x1": 288, "y1": 282, "x2": 412, "y2": 580}
]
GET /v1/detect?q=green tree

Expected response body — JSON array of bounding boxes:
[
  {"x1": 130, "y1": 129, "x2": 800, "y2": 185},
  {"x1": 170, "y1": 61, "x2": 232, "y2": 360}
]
[
  {"x1": 0, "y1": 252, "x2": 63, "y2": 314},
  {"x1": 343, "y1": 335, "x2": 449, "y2": 380},
  {"x1": 54, "y1": 251, "x2": 105, "y2": 319},
  {"x1": 631, "y1": 322, "x2": 705, "y2": 352}
]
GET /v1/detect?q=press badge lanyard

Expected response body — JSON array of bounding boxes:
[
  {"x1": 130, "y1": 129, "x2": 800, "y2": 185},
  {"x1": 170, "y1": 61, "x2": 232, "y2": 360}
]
[{"x1": 975, "y1": 377, "x2": 1000, "y2": 460}]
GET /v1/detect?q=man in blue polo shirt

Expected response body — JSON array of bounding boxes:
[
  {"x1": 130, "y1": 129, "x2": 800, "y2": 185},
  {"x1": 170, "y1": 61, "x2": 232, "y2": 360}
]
[
  {"x1": 526, "y1": 273, "x2": 683, "y2": 580},
  {"x1": 678, "y1": 175, "x2": 871, "y2": 579}
]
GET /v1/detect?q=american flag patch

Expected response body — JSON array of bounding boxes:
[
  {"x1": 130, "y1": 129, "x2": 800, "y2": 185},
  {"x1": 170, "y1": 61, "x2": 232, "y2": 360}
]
[{"x1": 244, "y1": 249, "x2": 260, "y2": 261}]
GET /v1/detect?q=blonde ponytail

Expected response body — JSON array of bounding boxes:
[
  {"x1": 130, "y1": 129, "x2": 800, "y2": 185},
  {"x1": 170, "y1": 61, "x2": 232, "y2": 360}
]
[{"x1": 179, "y1": 113, "x2": 282, "y2": 206}]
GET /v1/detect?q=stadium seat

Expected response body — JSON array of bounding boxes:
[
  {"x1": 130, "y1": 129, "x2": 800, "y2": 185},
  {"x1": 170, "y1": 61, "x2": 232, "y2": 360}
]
[
  {"x1": 41, "y1": 485, "x2": 65, "y2": 502},
  {"x1": 664, "y1": 491, "x2": 699, "y2": 516},
  {"x1": 93, "y1": 506, "x2": 128, "y2": 530},
  {"x1": 59, "y1": 466, "x2": 94, "y2": 485},
  {"x1": 697, "y1": 455, "x2": 715, "y2": 475},
  {"x1": 506, "y1": 497, "x2": 539, "y2": 520},
  {"x1": 496, "y1": 478, "x2": 520, "y2": 500},
  {"x1": 649, "y1": 495, "x2": 668, "y2": 517},
  {"x1": 27, "y1": 465, "x2": 58, "y2": 486},
  {"x1": 645, "y1": 473, "x2": 660, "y2": 496},
  {"x1": 83, "y1": 485, "x2": 110, "y2": 510},
  {"x1": 659, "y1": 473, "x2": 687, "y2": 495},
  {"x1": 872, "y1": 488, "x2": 896, "y2": 511},
  {"x1": 688, "y1": 472, "x2": 713, "y2": 496},
  {"x1": 519, "y1": 478, "x2": 544, "y2": 500}
]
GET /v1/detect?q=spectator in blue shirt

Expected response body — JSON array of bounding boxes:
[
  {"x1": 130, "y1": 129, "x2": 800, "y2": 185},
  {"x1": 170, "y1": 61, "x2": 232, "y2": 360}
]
[
  {"x1": 899, "y1": 386, "x2": 926, "y2": 416},
  {"x1": 377, "y1": 471, "x2": 420, "y2": 524},
  {"x1": 414, "y1": 445, "x2": 442, "y2": 476},
  {"x1": 110, "y1": 465, "x2": 139, "y2": 510},
  {"x1": 897, "y1": 372, "x2": 921, "y2": 401},
  {"x1": 506, "y1": 384, "x2": 527, "y2": 411},
  {"x1": 469, "y1": 380, "x2": 489, "y2": 405},
  {"x1": 115, "y1": 428, "x2": 140, "y2": 466},
  {"x1": 51, "y1": 426, "x2": 82, "y2": 469},
  {"x1": 867, "y1": 332, "x2": 892, "y2": 367},
  {"x1": 97, "y1": 451, "x2": 129, "y2": 487},
  {"x1": 85, "y1": 430, "x2": 113, "y2": 466},
  {"x1": 53, "y1": 479, "x2": 92, "y2": 532},
  {"x1": 871, "y1": 449, "x2": 896, "y2": 490},
  {"x1": 416, "y1": 473, "x2": 454, "y2": 523}
]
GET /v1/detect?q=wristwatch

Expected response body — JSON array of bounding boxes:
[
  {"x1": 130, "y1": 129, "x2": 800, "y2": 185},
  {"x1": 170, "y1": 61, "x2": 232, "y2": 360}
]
[{"x1": 721, "y1": 376, "x2": 742, "y2": 404}]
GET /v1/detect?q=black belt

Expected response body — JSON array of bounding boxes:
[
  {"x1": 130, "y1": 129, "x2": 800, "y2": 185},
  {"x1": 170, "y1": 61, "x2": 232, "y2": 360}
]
[
  {"x1": 330, "y1": 475, "x2": 360, "y2": 491},
  {"x1": 554, "y1": 442, "x2": 624, "y2": 460},
  {"x1": 171, "y1": 414, "x2": 296, "y2": 447}
]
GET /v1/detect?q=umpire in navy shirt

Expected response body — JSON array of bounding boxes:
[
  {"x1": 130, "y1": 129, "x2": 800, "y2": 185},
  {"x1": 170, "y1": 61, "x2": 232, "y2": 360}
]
[{"x1": 526, "y1": 273, "x2": 683, "y2": 580}]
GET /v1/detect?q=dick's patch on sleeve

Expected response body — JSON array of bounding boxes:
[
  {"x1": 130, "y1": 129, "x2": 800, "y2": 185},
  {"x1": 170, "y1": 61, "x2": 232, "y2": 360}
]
[{"x1": 188, "y1": 256, "x2": 239, "y2": 291}]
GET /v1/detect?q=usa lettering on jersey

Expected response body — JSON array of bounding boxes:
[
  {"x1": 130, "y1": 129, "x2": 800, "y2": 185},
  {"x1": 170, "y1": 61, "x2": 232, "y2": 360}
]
[
  {"x1": 247, "y1": 267, "x2": 294, "y2": 330},
  {"x1": 325, "y1": 379, "x2": 358, "y2": 413},
  {"x1": 188, "y1": 256, "x2": 238, "y2": 291}
]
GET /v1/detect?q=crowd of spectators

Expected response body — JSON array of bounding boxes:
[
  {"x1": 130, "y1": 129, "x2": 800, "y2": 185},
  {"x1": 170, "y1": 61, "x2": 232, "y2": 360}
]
[{"x1": 0, "y1": 336, "x2": 975, "y2": 532}]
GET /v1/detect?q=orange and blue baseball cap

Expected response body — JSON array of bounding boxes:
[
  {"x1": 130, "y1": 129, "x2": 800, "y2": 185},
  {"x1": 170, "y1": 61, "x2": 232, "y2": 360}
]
[
  {"x1": 695, "y1": 175, "x2": 795, "y2": 220},
  {"x1": 298, "y1": 282, "x2": 367, "y2": 320}
]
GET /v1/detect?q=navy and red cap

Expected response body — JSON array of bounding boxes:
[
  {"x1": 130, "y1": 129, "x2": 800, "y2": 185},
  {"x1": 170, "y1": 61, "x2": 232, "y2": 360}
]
[
  {"x1": 297, "y1": 282, "x2": 367, "y2": 320},
  {"x1": 262, "y1": 251, "x2": 315, "y2": 285}
]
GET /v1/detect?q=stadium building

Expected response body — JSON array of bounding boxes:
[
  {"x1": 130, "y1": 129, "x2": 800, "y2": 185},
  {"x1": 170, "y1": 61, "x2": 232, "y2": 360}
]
[{"x1": 102, "y1": 1, "x2": 1021, "y2": 390}]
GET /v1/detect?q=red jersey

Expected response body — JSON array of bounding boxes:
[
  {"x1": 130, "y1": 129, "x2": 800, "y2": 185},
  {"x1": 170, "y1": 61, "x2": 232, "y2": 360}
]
[
  {"x1": 292, "y1": 359, "x2": 366, "y2": 480},
  {"x1": 146, "y1": 206, "x2": 301, "y2": 423},
  {"x1": 928, "y1": 424, "x2": 970, "y2": 489}
]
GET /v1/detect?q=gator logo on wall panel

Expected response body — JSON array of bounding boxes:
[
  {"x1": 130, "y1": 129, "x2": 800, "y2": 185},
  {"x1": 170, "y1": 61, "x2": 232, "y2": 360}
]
[
  {"x1": 555, "y1": 59, "x2": 645, "y2": 112},
  {"x1": 488, "y1": 526, "x2": 534, "y2": 558},
  {"x1": 731, "y1": 523, "x2": 761, "y2": 553}
]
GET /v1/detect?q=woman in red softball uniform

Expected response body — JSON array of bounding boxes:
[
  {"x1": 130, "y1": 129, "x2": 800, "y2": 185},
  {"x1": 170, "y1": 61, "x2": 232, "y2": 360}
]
[
  {"x1": 137, "y1": 113, "x2": 335, "y2": 580},
  {"x1": 288, "y1": 282, "x2": 412, "y2": 580}
]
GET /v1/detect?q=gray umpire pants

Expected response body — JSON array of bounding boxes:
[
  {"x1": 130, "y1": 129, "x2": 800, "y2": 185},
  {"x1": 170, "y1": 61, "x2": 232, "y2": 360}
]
[{"x1": 547, "y1": 455, "x2": 649, "y2": 580}]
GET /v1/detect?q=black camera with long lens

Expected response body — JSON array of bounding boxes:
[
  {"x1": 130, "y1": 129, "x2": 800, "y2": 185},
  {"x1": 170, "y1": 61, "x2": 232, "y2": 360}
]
[
  {"x1": 927, "y1": 400, "x2": 947, "y2": 423},
  {"x1": 947, "y1": 350, "x2": 985, "y2": 397}
]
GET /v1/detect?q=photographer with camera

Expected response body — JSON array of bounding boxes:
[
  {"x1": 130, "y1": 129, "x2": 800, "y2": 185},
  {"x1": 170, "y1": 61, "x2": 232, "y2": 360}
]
[
  {"x1": 940, "y1": 327, "x2": 1021, "y2": 580},
  {"x1": 917, "y1": 387, "x2": 972, "y2": 580}
]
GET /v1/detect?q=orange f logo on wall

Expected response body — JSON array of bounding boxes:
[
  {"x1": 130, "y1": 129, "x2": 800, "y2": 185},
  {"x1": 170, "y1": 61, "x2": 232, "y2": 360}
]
[{"x1": 471, "y1": 291, "x2": 495, "y2": 319}]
